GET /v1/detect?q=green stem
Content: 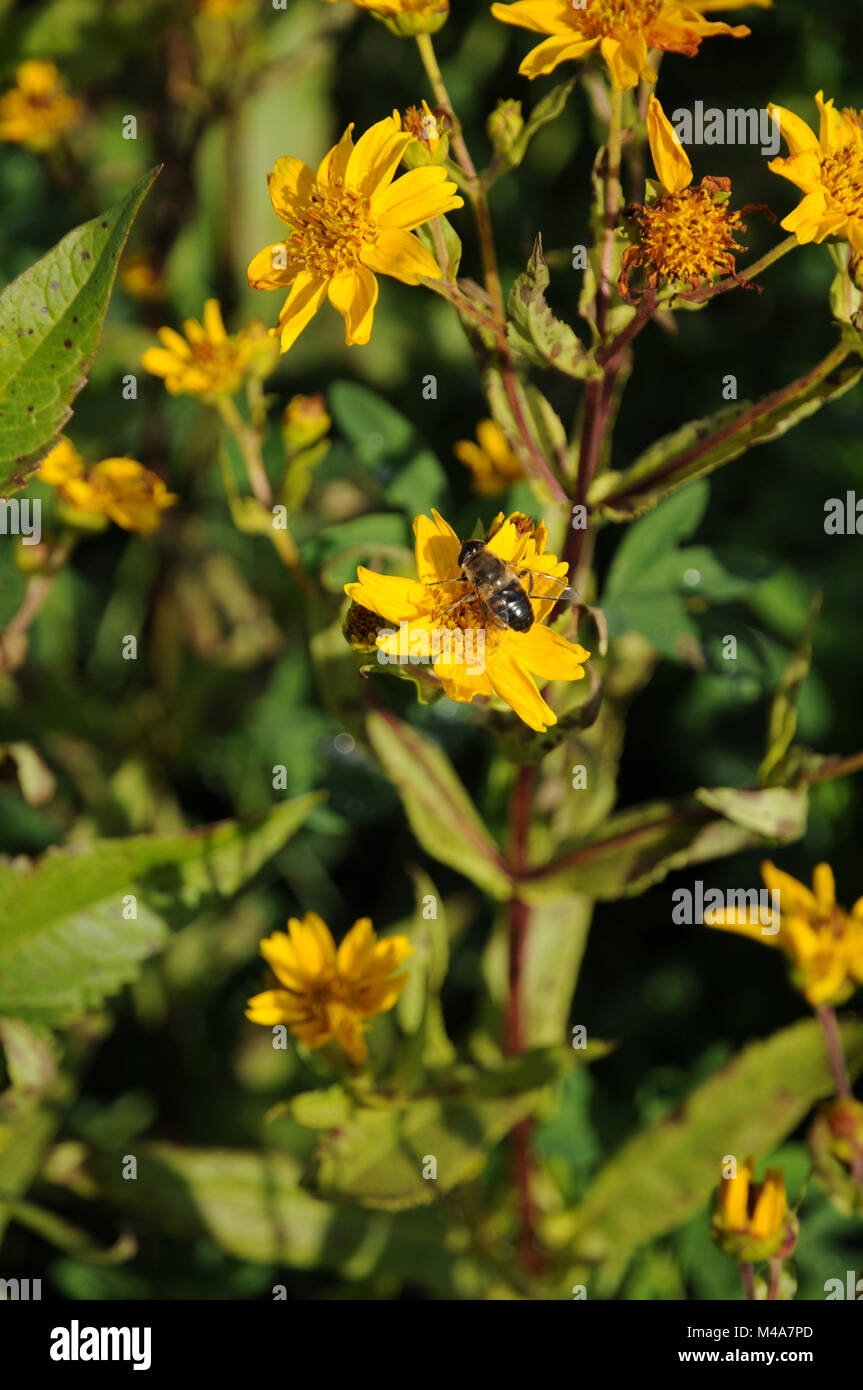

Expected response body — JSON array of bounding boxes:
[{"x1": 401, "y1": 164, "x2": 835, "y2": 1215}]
[
  {"x1": 671, "y1": 233, "x2": 800, "y2": 307},
  {"x1": 216, "y1": 394, "x2": 272, "y2": 508}
]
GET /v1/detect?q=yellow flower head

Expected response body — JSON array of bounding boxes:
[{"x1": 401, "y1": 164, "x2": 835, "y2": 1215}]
[
  {"x1": 0, "y1": 60, "x2": 81, "y2": 152},
  {"x1": 344, "y1": 509, "x2": 590, "y2": 732},
  {"x1": 246, "y1": 913, "x2": 413, "y2": 1064},
  {"x1": 394, "y1": 101, "x2": 448, "y2": 167},
  {"x1": 489, "y1": 0, "x2": 769, "y2": 89},
  {"x1": 454, "y1": 419, "x2": 525, "y2": 496},
  {"x1": 246, "y1": 116, "x2": 463, "y2": 352},
  {"x1": 39, "y1": 438, "x2": 176, "y2": 536},
  {"x1": 120, "y1": 250, "x2": 167, "y2": 303},
  {"x1": 768, "y1": 92, "x2": 863, "y2": 257},
  {"x1": 705, "y1": 861, "x2": 863, "y2": 1007},
  {"x1": 621, "y1": 100, "x2": 748, "y2": 295},
  {"x1": 197, "y1": 0, "x2": 252, "y2": 15},
  {"x1": 711, "y1": 1156, "x2": 792, "y2": 1262},
  {"x1": 142, "y1": 299, "x2": 277, "y2": 397},
  {"x1": 322, "y1": 0, "x2": 449, "y2": 37}
]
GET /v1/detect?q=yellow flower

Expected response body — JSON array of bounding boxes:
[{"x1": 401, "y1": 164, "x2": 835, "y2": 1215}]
[
  {"x1": 395, "y1": 101, "x2": 449, "y2": 167},
  {"x1": 246, "y1": 913, "x2": 413, "y2": 1064},
  {"x1": 711, "y1": 1156, "x2": 792, "y2": 1261},
  {"x1": 321, "y1": 0, "x2": 449, "y2": 36},
  {"x1": 39, "y1": 438, "x2": 176, "y2": 536},
  {"x1": 620, "y1": 96, "x2": 748, "y2": 294},
  {"x1": 246, "y1": 116, "x2": 463, "y2": 352},
  {"x1": 454, "y1": 419, "x2": 525, "y2": 496},
  {"x1": 489, "y1": 0, "x2": 769, "y2": 89},
  {"x1": 142, "y1": 299, "x2": 276, "y2": 397},
  {"x1": 344, "y1": 510, "x2": 590, "y2": 732},
  {"x1": 120, "y1": 250, "x2": 166, "y2": 303},
  {"x1": 0, "y1": 61, "x2": 81, "y2": 151},
  {"x1": 705, "y1": 861, "x2": 863, "y2": 1007},
  {"x1": 197, "y1": 0, "x2": 252, "y2": 14},
  {"x1": 768, "y1": 92, "x2": 863, "y2": 257}
]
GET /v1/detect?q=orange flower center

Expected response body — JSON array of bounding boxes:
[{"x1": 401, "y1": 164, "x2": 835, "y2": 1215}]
[
  {"x1": 289, "y1": 179, "x2": 378, "y2": 278},
  {"x1": 577, "y1": 0, "x2": 664, "y2": 38},
  {"x1": 638, "y1": 186, "x2": 747, "y2": 286},
  {"x1": 819, "y1": 143, "x2": 863, "y2": 220},
  {"x1": 430, "y1": 581, "x2": 489, "y2": 634}
]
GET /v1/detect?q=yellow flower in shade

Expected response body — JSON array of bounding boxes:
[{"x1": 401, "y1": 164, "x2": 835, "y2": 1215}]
[
  {"x1": 489, "y1": 0, "x2": 769, "y2": 89},
  {"x1": 245, "y1": 914, "x2": 413, "y2": 1064},
  {"x1": 321, "y1": 0, "x2": 449, "y2": 37},
  {"x1": 344, "y1": 510, "x2": 590, "y2": 732},
  {"x1": 767, "y1": 93, "x2": 863, "y2": 256},
  {"x1": 620, "y1": 95, "x2": 749, "y2": 295},
  {"x1": 246, "y1": 116, "x2": 463, "y2": 352},
  {"x1": 120, "y1": 250, "x2": 166, "y2": 303},
  {"x1": 0, "y1": 61, "x2": 81, "y2": 151},
  {"x1": 705, "y1": 861, "x2": 863, "y2": 1007},
  {"x1": 142, "y1": 299, "x2": 276, "y2": 397},
  {"x1": 197, "y1": 0, "x2": 252, "y2": 15},
  {"x1": 454, "y1": 419, "x2": 525, "y2": 496},
  {"x1": 711, "y1": 1156, "x2": 793, "y2": 1262},
  {"x1": 39, "y1": 438, "x2": 176, "y2": 536}
]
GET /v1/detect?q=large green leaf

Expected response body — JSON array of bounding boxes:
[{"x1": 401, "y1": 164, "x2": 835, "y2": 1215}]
[
  {"x1": 562, "y1": 1017, "x2": 863, "y2": 1294},
  {"x1": 0, "y1": 168, "x2": 160, "y2": 491},
  {"x1": 367, "y1": 711, "x2": 511, "y2": 900},
  {"x1": 44, "y1": 1141, "x2": 509, "y2": 1295},
  {"x1": 0, "y1": 795, "x2": 321, "y2": 1023},
  {"x1": 507, "y1": 236, "x2": 599, "y2": 381}
]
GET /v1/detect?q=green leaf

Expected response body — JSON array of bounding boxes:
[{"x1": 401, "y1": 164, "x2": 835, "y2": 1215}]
[
  {"x1": 507, "y1": 235, "x2": 600, "y2": 380},
  {"x1": 0, "y1": 168, "x2": 160, "y2": 492},
  {"x1": 395, "y1": 867, "x2": 455, "y2": 1068},
  {"x1": 564, "y1": 1016, "x2": 863, "y2": 1294},
  {"x1": 0, "y1": 795, "x2": 322, "y2": 1023},
  {"x1": 47, "y1": 1141, "x2": 499, "y2": 1295},
  {"x1": 524, "y1": 785, "x2": 807, "y2": 902},
  {"x1": 604, "y1": 480, "x2": 709, "y2": 598},
  {"x1": 367, "y1": 711, "x2": 512, "y2": 900},
  {"x1": 759, "y1": 596, "x2": 821, "y2": 783},
  {"x1": 506, "y1": 80, "x2": 574, "y2": 170},
  {"x1": 314, "y1": 1054, "x2": 562, "y2": 1209},
  {"x1": 590, "y1": 345, "x2": 863, "y2": 521}
]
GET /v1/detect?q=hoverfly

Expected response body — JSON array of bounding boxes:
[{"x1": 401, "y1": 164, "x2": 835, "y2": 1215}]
[{"x1": 434, "y1": 538, "x2": 578, "y2": 634}]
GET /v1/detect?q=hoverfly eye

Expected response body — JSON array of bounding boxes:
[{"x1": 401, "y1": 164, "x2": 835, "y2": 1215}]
[{"x1": 458, "y1": 541, "x2": 481, "y2": 567}]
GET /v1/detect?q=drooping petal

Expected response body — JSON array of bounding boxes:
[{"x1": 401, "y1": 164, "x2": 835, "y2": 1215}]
[
  {"x1": 202, "y1": 298, "x2": 227, "y2": 343},
  {"x1": 487, "y1": 648, "x2": 556, "y2": 732},
  {"x1": 779, "y1": 189, "x2": 831, "y2": 243},
  {"x1": 327, "y1": 266, "x2": 379, "y2": 345},
  {"x1": 490, "y1": 1, "x2": 576, "y2": 35}
]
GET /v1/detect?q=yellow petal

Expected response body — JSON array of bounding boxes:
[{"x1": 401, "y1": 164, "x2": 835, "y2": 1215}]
[
  {"x1": 202, "y1": 298, "x2": 226, "y2": 343},
  {"x1": 317, "y1": 124, "x2": 355, "y2": 189},
  {"x1": 327, "y1": 266, "x2": 379, "y2": 345},
  {"x1": 509, "y1": 625, "x2": 589, "y2": 681},
  {"x1": 813, "y1": 862, "x2": 836, "y2": 911},
  {"x1": 362, "y1": 228, "x2": 441, "y2": 284},
  {"x1": 275, "y1": 271, "x2": 328, "y2": 352},
  {"x1": 345, "y1": 116, "x2": 412, "y2": 197},
  {"x1": 490, "y1": 1, "x2": 576, "y2": 35},
  {"x1": 487, "y1": 648, "x2": 555, "y2": 731},
  {"x1": 413, "y1": 508, "x2": 461, "y2": 583},
  {"x1": 520, "y1": 33, "x2": 598, "y2": 79},
  {"x1": 345, "y1": 566, "x2": 430, "y2": 622},
  {"x1": 373, "y1": 166, "x2": 463, "y2": 231},
  {"x1": 767, "y1": 103, "x2": 819, "y2": 158},
  {"x1": 267, "y1": 155, "x2": 316, "y2": 224},
  {"x1": 247, "y1": 242, "x2": 298, "y2": 290},
  {"x1": 647, "y1": 94, "x2": 692, "y2": 195}
]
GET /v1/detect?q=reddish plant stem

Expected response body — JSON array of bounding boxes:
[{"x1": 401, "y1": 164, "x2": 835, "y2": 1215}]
[
  {"x1": 506, "y1": 764, "x2": 543, "y2": 1274},
  {"x1": 816, "y1": 1004, "x2": 852, "y2": 1100},
  {"x1": 740, "y1": 1262, "x2": 756, "y2": 1300}
]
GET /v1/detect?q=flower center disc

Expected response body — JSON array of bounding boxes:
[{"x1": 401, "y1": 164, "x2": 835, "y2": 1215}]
[
  {"x1": 576, "y1": 0, "x2": 664, "y2": 38},
  {"x1": 291, "y1": 180, "x2": 378, "y2": 277},
  {"x1": 820, "y1": 143, "x2": 863, "y2": 219}
]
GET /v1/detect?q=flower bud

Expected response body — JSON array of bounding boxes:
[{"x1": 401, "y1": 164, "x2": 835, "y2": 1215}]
[
  {"x1": 343, "y1": 601, "x2": 386, "y2": 653},
  {"x1": 282, "y1": 394, "x2": 331, "y2": 452},
  {"x1": 378, "y1": 1, "x2": 448, "y2": 36},
  {"x1": 710, "y1": 1156, "x2": 797, "y2": 1262},
  {"x1": 396, "y1": 102, "x2": 449, "y2": 168},
  {"x1": 809, "y1": 1097, "x2": 863, "y2": 1217},
  {"x1": 487, "y1": 99, "x2": 524, "y2": 161}
]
